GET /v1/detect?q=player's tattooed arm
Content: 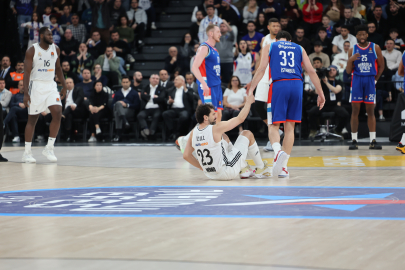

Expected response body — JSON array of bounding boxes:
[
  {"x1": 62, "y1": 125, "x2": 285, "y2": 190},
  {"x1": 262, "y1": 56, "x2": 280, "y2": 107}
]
[
  {"x1": 23, "y1": 46, "x2": 35, "y2": 108},
  {"x1": 55, "y1": 45, "x2": 67, "y2": 100}
]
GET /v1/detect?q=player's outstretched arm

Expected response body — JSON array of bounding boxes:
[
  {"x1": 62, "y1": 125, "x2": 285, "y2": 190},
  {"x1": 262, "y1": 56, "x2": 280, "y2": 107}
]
[
  {"x1": 213, "y1": 94, "x2": 255, "y2": 135},
  {"x1": 55, "y1": 45, "x2": 67, "y2": 100},
  {"x1": 399, "y1": 59, "x2": 404, "y2": 76},
  {"x1": 302, "y1": 49, "x2": 325, "y2": 110},
  {"x1": 246, "y1": 44, "x2": 270, "y2": 95},
  {"x1": 23, "y1": 46, "x2": 35, "y2": 108},
  {"x1": 191, "y1": 45, "x2": 210, "y2": 96},
  {"x1": 183, "y1": 130, "x2": 203, "y2": 170},
  {"x1": 375, "y1": 44, "x2": 385, "y2": 81}
]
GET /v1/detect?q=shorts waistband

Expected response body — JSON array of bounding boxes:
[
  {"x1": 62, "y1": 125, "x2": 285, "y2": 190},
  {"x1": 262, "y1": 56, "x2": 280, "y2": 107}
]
[{"x1": 273, "y1": 79, "x2": 301, "y2": 83}]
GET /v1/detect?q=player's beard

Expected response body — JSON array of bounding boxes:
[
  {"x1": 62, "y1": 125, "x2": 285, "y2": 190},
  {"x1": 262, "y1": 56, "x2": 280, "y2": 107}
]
[
  {"x1": 44, "y1": 38, "x2": 53, "y2": 45},
  {"x1": 210, "y1": 120, "x2": 216, "y2": 125}
]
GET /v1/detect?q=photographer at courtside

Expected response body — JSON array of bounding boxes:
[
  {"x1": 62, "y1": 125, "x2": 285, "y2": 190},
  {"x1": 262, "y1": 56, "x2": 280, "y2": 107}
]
[{"x1": 307, "y1": 65, "x2": 349, "y2": 139}]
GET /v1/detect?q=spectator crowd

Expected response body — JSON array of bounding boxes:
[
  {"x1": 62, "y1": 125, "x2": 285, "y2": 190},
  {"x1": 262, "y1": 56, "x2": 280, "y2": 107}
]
[{"x1": 1, "y1": 0, "x2": 405, "y2": 142}]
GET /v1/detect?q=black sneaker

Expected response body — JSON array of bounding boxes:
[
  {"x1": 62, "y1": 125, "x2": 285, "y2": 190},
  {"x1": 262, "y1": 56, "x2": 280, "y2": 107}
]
[
  {"x1": 369, "y1": 139, "x2": 382, "y2": 150},
  {"x1": 349, "y1": 140, "x2": 358, "y2": 150},
  {"x1": 0, "y1": 154, "x2": 8, "y2": 162}
]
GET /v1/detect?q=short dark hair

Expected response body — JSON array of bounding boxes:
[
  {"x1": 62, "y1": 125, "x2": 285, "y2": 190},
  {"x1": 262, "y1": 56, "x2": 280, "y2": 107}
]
[
  {"x1": 296, "y1": 26, "x2": 304, "y2": 32},
  {"x1": 0, "y1": 78, "x2": 5, "y2": 82},
  {"x1": 355, "y1": 24, "x2": 368, "y2": 34},
  {"x1": 386, "y1": 38, "x2": 395, "y2": 44},
  {"x1": 313, "y1": 57, "x2": 322, "y2": 63},
  {"x1": 185, "y1": 72, "x2": 194, "y2": 77},
  {"x1": 344, "y1": 7, "x2": 352, "y2": 11},
  {"x1": 121, "y1": 75, "x2": 130, "y2": 81},
  {"x1": 111, "y1": 30, "x2": 119, "y2": 35},
  {"x1": 268, "y1": 18, "x2": 279, "y2": 25},
  {"x1": 71, "y1": 13, "x2": 79, "y2": 18},
  {"x1": 374, "y1": 5, "x2": 382, "y2": 9},
  {"x1": 1, "y1": 55, "x2": 10, "y2": 61},
  {"x1": 247, "y1": 20, "x2": 255, "y2": 26},
  {"x1": 62, "y1": 60, "x2": 70, "y2": 65},
  {"x1": 367, "y1": 21, "x2": 376, "y2": 27},
  {"x1": 206, "y1": 4, "x2": 214, "y2": 9},
  {"x1": 227, "y1": 75, "x2": 242, "y2": 89},
  {"x1": 39, "y1": 26, "x2": 49, "y2": 36},
  {"x1": 317, "y1": 26, "x2": 327, "y2": 33},
  {"x1": 276, "y1": 31, "x2": 292, "y2": 41},
  {"x1": 341, "y1": 25, "x2": 350, "y2": 31},
  {"x1": 195, "y1": 104, "x2": 215, "y2": 124},
  {"x1": 16, "y1": 61, "x2": 24, "y2": 65},
  {"x1": 390, "y1": 28, "x2": 399, "y2": 34},
  {"x1": 50, "y1": 15, "x2": 57, "y2": 20},
  {"x1": 343, "y1": 40, "x2": 351, "y2": 45},
  {"x1": 82, "y1": 68, "x2": 91, "y2": 73},
  {"x1": 323, "y1": 14, "x2": 330, "y2": 19},
  {"x1": 280, "y1": 15, "x2": 289, "y2": 20}
]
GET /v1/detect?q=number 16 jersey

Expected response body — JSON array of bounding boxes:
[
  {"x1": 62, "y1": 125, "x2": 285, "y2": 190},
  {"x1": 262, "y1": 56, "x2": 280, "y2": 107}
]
[
  {"x1": 269, "y1": 41, "x2": 303, "y2": 81},
  {"x1": 31, "y1": 43, "x2": 58, "y2": 81}
]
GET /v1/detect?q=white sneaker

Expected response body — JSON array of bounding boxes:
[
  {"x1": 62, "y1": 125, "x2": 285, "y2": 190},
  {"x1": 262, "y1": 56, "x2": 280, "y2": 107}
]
[
  {"x1": 175, "y1": 136, "x2": 188, "y2": 153},
  {"x1": 151, "y1": 22, "x2": 156, "y2": 30},
  {"x1": 240, "y1": 165, "x2": 255, "y2": 179},
  {"x1": 342, "y1": 127, "x2": 348, "y2": 134},
  {"x1": 379, "y1": 115, "x2": 385, "y2": 121},
  {"x1": 272, "y1": 150, "x2": 287, "y2": 177},
  {"x1": 88, "y1": 136, "x2": 97, "y2": 142},
  {"x1": 254, "y1": 160, "x2": 272, "y2": 178},
  {"x1": 263, "y1": 141, "x2": 273, "y2": 152},
  {"x1": 22, "y1": 151, "x2": 36, "y2": 163},
  {"x1": 279, "y1": 167, "x2": 289, "y2": 178},
  {"x1": 35, "y1": 135, "x2": 44, "y2": 142},
  {"x1": 12, "y1": 136, "x2": 20, "y2": 143},
  {"x1": 42, "y1": 146, "x2": 57, "y2": 162}
]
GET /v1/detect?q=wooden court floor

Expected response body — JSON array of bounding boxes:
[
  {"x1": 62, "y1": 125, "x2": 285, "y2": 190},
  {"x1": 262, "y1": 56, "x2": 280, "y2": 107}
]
[{"x1": 0, "y1": 144, "x2": 404, "y2": 270}]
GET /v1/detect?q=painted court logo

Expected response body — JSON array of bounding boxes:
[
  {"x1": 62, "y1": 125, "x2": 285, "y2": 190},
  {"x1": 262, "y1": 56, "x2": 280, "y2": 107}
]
[{"x1": 1, "y1": 187, "x2": 405, "y2": 219}]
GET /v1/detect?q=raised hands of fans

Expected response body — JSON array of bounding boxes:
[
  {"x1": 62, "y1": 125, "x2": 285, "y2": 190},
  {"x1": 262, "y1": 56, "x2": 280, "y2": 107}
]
[{"x1": 317, "y1": 94, "x2": 325, "y2": 110}]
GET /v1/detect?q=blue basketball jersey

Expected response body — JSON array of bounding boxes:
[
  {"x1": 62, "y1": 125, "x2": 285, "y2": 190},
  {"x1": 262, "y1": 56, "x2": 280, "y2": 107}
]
[
  {"x1": 268, "y1": 41, "x2": 303, "y2": 81},
  {"x1": 352, "y1": 42, "x2": 378, "y2": 77},
  {"x1": 198, "y1": 42, "x2": 221, "y2": 87},
  {"x1": 402, "y1": 51, "x2": 405, "y2": 91}
]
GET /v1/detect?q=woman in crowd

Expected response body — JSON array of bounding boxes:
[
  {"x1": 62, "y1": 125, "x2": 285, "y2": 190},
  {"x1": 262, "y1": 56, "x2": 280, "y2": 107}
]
[
  {"x1": 222, "y1": 76, "x2": 247, "y2": 134},
  {"x1": 71, "y1": 43, "x2": 94, "y2": 80},
  {"x1": 302, "y1": 0, "x2": 323, "y2": 38},
  {"x1": 21, "y1": 13, "x2": 43, "y2": 48},
  {"x1": 179, "y1": 33, "x2": 194, "y2": 74},
  {"x1": 233, "y1": 40, "x2": 256, "y2": 86},
  {"x1": 243, "y1": 0, "x2": 259, "y2": 24},
  {"x1": 91, "y1": 64, "x2": 109, "y2": 87},
  {"x1": 284, "y1": 0, "x2": 302, "y2": 28},
  {"x1": 351, "y1": 0, "x2": 366, "y2": 19},
  {"x1": 88, "y1": 81, "x2": 110, "y2": 142},
  {"x1": 117, "y1": 15, "x2": 135, "y2": 45},
  {"x1": 255, "y1": 12, "x2": 269, "y2": 36},
  {"x1": 323, "y1": 0, "x2": 345, "y2": 24}
]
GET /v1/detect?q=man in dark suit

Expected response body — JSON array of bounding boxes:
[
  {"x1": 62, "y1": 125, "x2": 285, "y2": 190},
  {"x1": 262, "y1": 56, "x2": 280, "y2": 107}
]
[
  {"x1": 338, "y1": 8, "x2": 361, "y2": 35},
  {"x1": 0, "y1": 56, "x2": 15, "y2": 90},
  {"x1": 86, "y1": 31, "x2": 107, "y2": 59},
  {"x1": 185, "y1": 72, "x2": 198, "y2": 94},
  {"x1": 112, "y1": 75, "x2": 141, "y2": 142},
  {"x1": 62, "y1": 78, "x2": 85, "y2": 142},
  {"x1": 159, "y1": 69, "x2": 174, "y2": 89},
  {"x1": 138, "y1": 74, "x2": 166, "y2": 138},
  {"x1": 163, "y1": 75, "x2": 194, "y2": 141}
]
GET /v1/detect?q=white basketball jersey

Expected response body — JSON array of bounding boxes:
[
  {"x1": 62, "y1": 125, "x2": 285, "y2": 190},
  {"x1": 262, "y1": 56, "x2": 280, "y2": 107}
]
[
  {"x1": 260, "y1": 34, "x2": 276, "y2": 84},
  {"x1": 31, "y1": 43, "x2": 58, "y2": 81},
  {"x1": 192, "y1": 125, "x2": 225, "y2": 176},
  {"x1": 233, "y1": 52, "x2": 253, "y2": 85}
]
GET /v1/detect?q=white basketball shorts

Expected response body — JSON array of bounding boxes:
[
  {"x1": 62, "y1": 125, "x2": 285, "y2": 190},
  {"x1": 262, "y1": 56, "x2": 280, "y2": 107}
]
[{"x1": 28, "y1": 80, "x2": 62, "y2": 115}]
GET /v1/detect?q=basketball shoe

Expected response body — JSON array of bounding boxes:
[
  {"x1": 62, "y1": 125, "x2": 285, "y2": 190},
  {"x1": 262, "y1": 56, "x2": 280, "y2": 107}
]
[
  {"x1": 175, "y1": 136, "x2": 188, "y2": 153},
  {"x1": 22, "y1": 151, "x2": 36, "y2": 163},
  {"x1": 42, "y1": 146, "x2": 57, "y2": 162},
  {"x1": 396, "y1": 143, "x2": 405, "y2": 154},
  {"x1": 349, "y1": 140, "x2": 358, "y2": 150},
  {"x1": 272, "y1": 150, "x2": 287, "y2": 177},
  {"x1": 240, "y1": 166, "x2": 255, "y2": 179},
  {"x1": 278, "y1": 167, "x2": 289, "y2": 178},
  {"x1": 263, "y1": 141, "x2": 273, "y2": 152},
  {"x1": 254, "y1": 160, "x2": 272, "y2": 178},
  {"x1": 369, "y1": 139, "x2": 382, "y2": 150}
]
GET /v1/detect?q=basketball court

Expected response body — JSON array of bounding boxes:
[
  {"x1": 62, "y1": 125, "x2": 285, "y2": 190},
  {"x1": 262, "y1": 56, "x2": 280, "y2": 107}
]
[{"x1": 0, "y1": 142, "x2": 404, "y2": 270}]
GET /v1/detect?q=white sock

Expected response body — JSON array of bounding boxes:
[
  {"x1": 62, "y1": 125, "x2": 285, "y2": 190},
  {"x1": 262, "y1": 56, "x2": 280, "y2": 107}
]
[
  {"x1": 370, "y1": 132, "x2": 376, "y2": 142},
  {"x1": 351, "y1": 132, "x2": 358, "y2": 141},
  {"x1": 401, "y1": 134, "x2": 405, "y2": 145},
  {"x1": 25, "y1": 142, "x2": 32, "y2": 152},
  {"x1": 282, "y1": 155, "x2": 290, "y2": 169},
  {"x1": 248, "y1": 142, "x2": 264, "y2": 169},
  {"x1": 272, "y1": 142, "x2": 282, "y2": 158},
  {"x1": 96, "y1": 128, "x2": 102, "y2": 134},
  {"x1": 47, "y1": 137, "x2": 56, "y2": 148}
]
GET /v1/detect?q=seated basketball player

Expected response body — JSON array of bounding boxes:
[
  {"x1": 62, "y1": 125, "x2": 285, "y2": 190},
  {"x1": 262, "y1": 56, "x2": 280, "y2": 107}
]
[{"x1": 183, "y1": 95, "x2": 272, "y2": 180}]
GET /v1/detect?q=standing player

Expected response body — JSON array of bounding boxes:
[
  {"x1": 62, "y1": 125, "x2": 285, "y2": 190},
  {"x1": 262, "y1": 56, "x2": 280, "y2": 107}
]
[
  {"x1": 22, "y1": 27, "x2": 67, "y2": 163},
  {"x1": 248, "y1": 31, "x2": 325, "y2": 177},
  {"x1": 183, "y1": 96, "x2": 272, "y2": 180},
  {"x1": 396, "y1": 53, "x2": 405, "y2": 154},
  {"x1": 176, "y1": 24, "x2": 222, "y2": 152},
  {"x1": 250, "y1": 18, "x2": 281, "y2": 152},
  {"x1": 346, "y1": 25, "x2": 384, "y2": 150}
]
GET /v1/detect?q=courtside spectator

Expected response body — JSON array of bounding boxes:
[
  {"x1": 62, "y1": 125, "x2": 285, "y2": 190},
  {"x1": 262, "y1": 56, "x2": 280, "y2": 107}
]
[
  {"x1": 62, "y1": 61, "x2": 78, "y2": 84},
  {"x1": 109, "y1": 31, "x2": 129, "y2": 75},
  {"x1": 76, "y1": 69, "x2": 94, "y2": 99},
  {"x1": 132, "y1": 71, "x2": 144, "y2": 93},
  {"x1": 259, "y1": 0, "x2": 282, "y2": 21},
  {"x1": 159, "y1": 69, "x2": 174, "y2": 89},
  {"x1": 20, "y1": 12, "x2": 43, "y2": 48},
  {"x1": 3, "y1": 81, "x2": 27, "y2": 143},
  {"x1": 50, "y1": 15, "x2": 64, "y2": 45},
  {"x1": 323, "y1": 0, "x2": 345, "y2": 24},
  {"x1": 87, "y1": 31, "x2": 107, "y2": 59},
  {"x1": 185, "y1": 72, "x2": 198, "y2": 93},
  {"x1": 7, "y1": 61, "x2": 24, "y2": 95},
  {"x1": 315, "y1": 27, "x2": 332, "y2": 56},
  {"x1": 198, "y1": 5, "x2": 223, "y2": 43},
  {"x1": 242, "y1": 21, "x2": 264, "y2": 52},
  {"x1": 190, "y1": 11, "x2": 203, "y2": 44},
  {"x1": 0, "y1": 79, "x2": 12, "y2": 116},
  {"x1": 71, "y1": 43, "x2": 94, "y2": 80},
  {"x1": 222, "y1": 76, "x2": 247, "y2": 134},
  {"x1": 217, "y1": 20, "x2": 234, "y2": 84},
  {"x1": 304, "y1": 57, "x2": 322, "y2": 94},
  {"x1": 165, "y1": 47, "x2": 183, "y2": 78},
  {"x1": 92, "y1": 64, "x2": 109, "y2": 86},
  {"x1": 88, "y1": 81, "x2": 110, "y2": 142},
  {"x1": 138, "y1": 74, "x2": 166, "y2": 139},
  {"x1": 292, "y1": 27, "x2": 312, "y2": 54},
  {"x1": 332, "y1": 40, "x2": 349, "y2": 75},
  {"x1": 90, "y1": 0, "x2": 113, "y2": 44},
  {"x1": 11, "y1": 0, "x2": 37, "y2": 47},
  {"x1": 179, "y1": 33, "x2": 195, "y2": 74},
  {"x1": 309, "y1": 41, "x2": 330, "y2": 68},
  {"x1": 367, "y1": 5, "x2": 387, "y2": 36},
  {"x1": 139, "y1": 0, "x2": 156, "y2": 29},
  {"x1": 62, "y1": 78, "x2": 85, "y2": 142},
  {"x1": 192, "y1": 0, "x2": 217, "y2": 22},
  {"x1": 0, "y1": 56, "x2": 14, "y2": 90},
  {"x1": 94, "y1": 46, "x2": 121, "y2": 87},
  {"x1": 337, "y1": 8, "x2": 360, "y2": 34},
  {"x1": 302, "y1": 0, "x2": 323, "y2": 38},
  {"x1": 382, "y1": 39, "x2": 402, "y2": 73},
  {"x1": 322, "y1": 15, "x2": 333, "y2": 38},
  {"x1": 386, "y1": 29, "x2": 405, "y2": 51},
  {"x1": 279, "y1": 15, "x2": 294, "y2": 36},
  {"x1": 67, "y1": 14, "x2": 87, "y2": 43},
  {"x1": 127, "y1": 0, "x2": 147, "y2": 49},
  {"x1": 163, "y1": 75, "x2": 194, "y2": 141},
  {"x1": 59, "y1": 29, "x2": 80, "y2": 63},
  {"x1": 109, "y1": 0, "x2": 127, "y2": 29},
  {"x1": 332, "y1": 25, "x2": 356, "y2": 54},
  {"x1": 367, "y1": 22, "x2": 384, "y2": 49}
]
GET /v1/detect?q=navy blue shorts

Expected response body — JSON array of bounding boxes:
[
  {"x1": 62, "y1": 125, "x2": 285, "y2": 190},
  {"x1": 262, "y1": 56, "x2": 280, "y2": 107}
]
[
  {"x1": 267, "y1": 79, "x2": 303, "y2": 124},
  {"x1": 197, "y1": 82, "x2": 223, "y2": 111},
  {"x1": 350, "y1": 75, "x2": 376, "y2": 104}
]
